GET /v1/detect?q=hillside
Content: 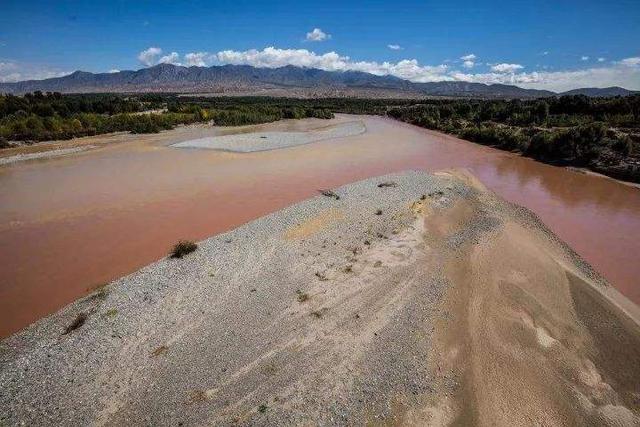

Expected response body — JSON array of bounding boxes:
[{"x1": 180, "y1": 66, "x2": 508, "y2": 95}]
[{"x1": 0, "y1": 63, "x2": 623, "y2": 98}]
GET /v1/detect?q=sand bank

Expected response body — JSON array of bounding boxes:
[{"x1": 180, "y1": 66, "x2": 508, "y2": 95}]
[
  {"x1": 170, "y1": 120, "x2": 365, "y2": 152},
  {"x1": 0, "y1": 145, "x2": 96, "y2": 165},
  {"x1": 1, "y1": 170, "x2": 638, "y2": 426}
]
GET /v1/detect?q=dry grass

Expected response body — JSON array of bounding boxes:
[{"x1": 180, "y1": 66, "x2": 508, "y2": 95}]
[{"x1": 152, "y1": 345, "x2": 169, "y2": 357}]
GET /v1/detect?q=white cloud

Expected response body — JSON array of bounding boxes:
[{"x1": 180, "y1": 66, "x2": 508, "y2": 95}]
[
  {"x1": 581, "y1": 56, "x2": 590, "y2": 61},
  {"x1": 597, "y1": 57, "x2": 605, "y2": 62},
  {"x1": 387, "y1": 44, "x2": 403, "y2": 50},
  {"x1": 490, "y1": 63, "x2": 524, "y2": 73},
  {"x1": 211, "y1": 47, "x2": 640, "y2": 90},
  {"x1": 108, "y1": 69, "x2": 119, "y2": 73},
  {"x1": 460, "y1": 54, "x2": 476, "y2": 69},
  {"x1": 158, "y1": 52, "x2": 181, "y2": 65},
  {"x1": 0, "y1": 61, "x2": 70, "y2": 83},
  {"x1": 305, "y1": 28, "x2": 330, "y2": 42},
  {"x1": 215, "y1": 46, "x2": 451, "y2": 82},
  {"x1": 619, "y1": 56, "x2": 640, "y2": 67},
  {"x1": 137, "y1": 47, "x2": 162, "y2": 66},
  {"x1": 542, "y1": 51, "x2": 549, "y2": 56},
  {"x1": 184, "y1": 52, "x2": 212, "y2": 67}
]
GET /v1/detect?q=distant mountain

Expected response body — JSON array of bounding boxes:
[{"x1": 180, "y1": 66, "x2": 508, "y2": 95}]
[
  {"x1": 0, "y1": 63, "x2": 636, "y2": 98},
  {"x1": 560, "y1": 86, "x2": 639, "y2": 97}
]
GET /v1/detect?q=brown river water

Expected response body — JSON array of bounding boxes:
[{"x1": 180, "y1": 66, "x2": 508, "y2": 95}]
[{"x1": 1, "y1": 114, "x2": 639, "y2": 337}]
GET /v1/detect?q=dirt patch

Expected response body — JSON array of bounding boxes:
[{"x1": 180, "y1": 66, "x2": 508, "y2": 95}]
[{"x1": 284, "y1": 209, "x2": 344, "y2": 239}]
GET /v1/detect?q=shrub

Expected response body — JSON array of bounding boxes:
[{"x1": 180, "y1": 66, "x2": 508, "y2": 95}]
[{"x1": 170, "y1": 240, "x2": 198, "y2": 258}]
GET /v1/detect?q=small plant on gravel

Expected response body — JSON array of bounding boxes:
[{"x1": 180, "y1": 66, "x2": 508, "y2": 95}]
[
  {"x1": 297, "y1": 290, "x2": 309, "y2": 302},
  {"x1": 170, "y1": 240, "x2": 198, "y2": 258},
  {"x1": 420, "y1": 194, "x2": 427, "y2": 200},
  {"x1": 315, "y1": 271, "x2": 328, "y2": 281},
  {"x1": 375, "y1": 209, "x2": 383, "y2": 215},
  {"x1": 310, "y1": 309, "x2": 327, "y2": 319},
  {"x1": 258, "y1": 404, "x2": 268, "y2": 413},
  {"x1": 152, "y1": 345, "x2": 168, "y2": 357},
  {"x1": 319, "y1": 189, "x2": 340, "y2": 200},
  {"x1": 377, "y1": 181, "x2": 397, "y2": 188},
  {"x1": 185, "y1": 390, "x2": 208, "y2": 405},
  {"x1": 62, "y1": 312, "x2": 88, "y2": 335},
  {"x1": 104, "y1": 308, "x2": 118, "y2": 318}
]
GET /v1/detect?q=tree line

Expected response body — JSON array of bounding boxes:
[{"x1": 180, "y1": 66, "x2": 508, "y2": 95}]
[{"x1": 1, "y1": 92, "x2": 638, "y2": 182}]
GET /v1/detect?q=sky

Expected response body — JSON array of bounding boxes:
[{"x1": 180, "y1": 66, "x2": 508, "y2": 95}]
[{"x1": 0, "y1": 0, "x2": 639, "y2": 91}]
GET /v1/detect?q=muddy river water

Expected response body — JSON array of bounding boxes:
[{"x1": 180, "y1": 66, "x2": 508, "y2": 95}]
[{"x1": 1, "y1": 114, "x2": 639, "y2": 337}]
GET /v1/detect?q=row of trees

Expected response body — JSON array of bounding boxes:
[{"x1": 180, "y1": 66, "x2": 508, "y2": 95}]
[
  {"x1": 2, "y1": 92, "x2": 638, "y2": 181},
  {"x1": 387, "y1": 96, "x2": 639, "y2": 182},
  {"x1": 0, "y1": 94, "x2": 336, "y2": 144}
]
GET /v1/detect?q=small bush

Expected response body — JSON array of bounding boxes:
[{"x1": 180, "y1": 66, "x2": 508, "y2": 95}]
[
  {"x1": 170, "y1": 240, "x2": 198, "y2": 258},
  {"x1": 63, "y1": 312, "x2": 88, "y2": 335},
  {"x1": 297, "y1": 290, "x2": 309, "y2": 302}
]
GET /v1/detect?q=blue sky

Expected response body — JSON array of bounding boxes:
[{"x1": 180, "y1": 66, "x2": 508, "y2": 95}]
[{"x1": 1, "y1": 0, "x2": 639, "y2": 91}]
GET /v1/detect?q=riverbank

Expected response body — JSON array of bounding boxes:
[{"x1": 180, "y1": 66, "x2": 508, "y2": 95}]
[{"x1": 1, "y1": 170, "x2": 638, "y2": 425}]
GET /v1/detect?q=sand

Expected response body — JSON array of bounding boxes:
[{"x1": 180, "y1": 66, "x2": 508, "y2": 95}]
[
  {"x1": 170, "y1": 120, "x2": 365, "y2": 152},
  {"x1": 0, "y1": 170, "x2": 638, "y2": 426}
]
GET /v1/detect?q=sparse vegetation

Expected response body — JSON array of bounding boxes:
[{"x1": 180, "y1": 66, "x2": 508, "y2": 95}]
[
  {"x1": 170, "y1": 240, "x2": 198, "y2": 259},
  {"x1": 62, "y1": 312, "x2": 88, "y2": 335},
  {"x1": 315, "y1": 271, "x2": 328, "y2": 281},
  {"x1": 319, "y1": 189, "x2": 340, "y2": 200},
  {"x1": 104, "y1": 308, "x2": 118, "y2": 318},
  {"x1": 258, "y1": 404, "x2": 268, "y2": 413},
  {"x1": 296, "y1": 290, "x2": 309, "y2": 302},
  {"x1": 377, "y1": 181, "x2": 397, "y2": 188},
  {"x1": 310, "y1": 309, "x2": 326, "y2": 319},
  {"x1": 152, "y1": 345, "x2": 168, "y2": 357}
]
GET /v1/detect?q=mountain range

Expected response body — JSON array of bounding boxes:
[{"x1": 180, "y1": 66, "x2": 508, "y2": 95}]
[{"x1": 0, "y1": 63, "x2": 637, "y2": 98}]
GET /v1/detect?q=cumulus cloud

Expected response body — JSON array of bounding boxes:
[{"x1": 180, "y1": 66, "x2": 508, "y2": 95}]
[
  {"x1": 137, "y1": 47, "x2": 162, "y2": 66},
  {"x1": 158, "y1": 51, "x2": 180, "y2": 65},
  {"x1": 108, "y1": 69, "x2": 120, "y2": 73},
  {"x1": 619, "y1": 57, "x2": 640, "y2": 67},
  {"x1": 581, "y1": 56, "x2": 590, "y2": 61},
  {"x1": 215, "y1": 46, "x2": 451, "y2": 82},
  {"x1": 490, "y1": 63, "x2": 524, "y2": 73},
  {"x1": 305, "y1": 28, "x2": 330, "y2": 42},
  {"x1": 460, "y1": 54, "x2": 476, "y2": 69},
  {"x1": 129, "y1": 46, "x2": 640, "y2": 91},
  {"x1": 184, "y1": 52, "x2": 212, "y2": 67},
  {"x1": 388, "y1": 44, "x2": 403, "y2": 50},
  {"x1": 597, "y1": 57, "x2": 605, "y2": 62},
  {"x1": 0, "y1": 61, "x2": 70, "y2": 83}
]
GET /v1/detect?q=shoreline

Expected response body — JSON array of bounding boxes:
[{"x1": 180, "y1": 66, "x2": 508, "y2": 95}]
[
  {"x1": 3, "y1": 113, "x2": 638, "y2": 189},
  {"x1": 1, "y1": 170, "x2": 638, "y2": 425}
]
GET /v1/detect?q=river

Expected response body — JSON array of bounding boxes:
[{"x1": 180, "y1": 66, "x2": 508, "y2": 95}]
[{"x1": 1, "y1": 114, "x2": 638, "y2": 337}]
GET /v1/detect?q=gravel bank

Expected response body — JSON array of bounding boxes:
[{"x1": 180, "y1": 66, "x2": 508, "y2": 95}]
[
  {"x1": 0, "y1": 146, "x2": 95, "y2": 166},
  {"x1": 170, "y1": 120, "x2": 365, "y2": 152},
  {"x1": 1, "y1": 169, "x2": 638, "y2": 426}
]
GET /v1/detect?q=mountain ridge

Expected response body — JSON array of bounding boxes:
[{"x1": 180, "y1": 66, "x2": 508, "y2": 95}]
[{"x1": 0, "y1": 63, "x2": 637, "y2": 98}]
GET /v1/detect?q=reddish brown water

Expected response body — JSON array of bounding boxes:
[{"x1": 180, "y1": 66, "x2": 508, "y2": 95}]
[{"x1": 1, "y1": 114, "x2": 639, "y2": 337}]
